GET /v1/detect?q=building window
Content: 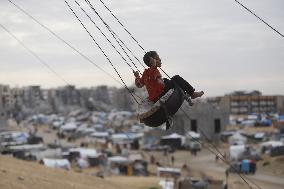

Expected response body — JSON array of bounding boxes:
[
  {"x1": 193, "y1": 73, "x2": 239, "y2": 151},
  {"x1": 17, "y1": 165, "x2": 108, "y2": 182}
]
[
  {"x1": 191, "y1": 119, "x2": 197, "y2": 132},
  {"x1": 214, "y1": 119, "x2": 221, "y2": 134}
]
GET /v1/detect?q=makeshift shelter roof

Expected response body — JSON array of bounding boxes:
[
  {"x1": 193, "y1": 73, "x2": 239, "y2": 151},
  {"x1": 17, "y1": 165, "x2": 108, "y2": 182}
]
[
  {"x1": 229, "y1": 132, "x2": 247, "y2": 145},
  {"x1": 111, "y1": 133, "x2": 129, "y2": 139},
  {"x1": 60, "y1": 122, "x2": 77, "y2": 131},
  {"x1": 162, "y1": 133, "x2": 184, "y2": 139},
  {"x1": 187, "y1": 131, "x2": 200, "y2": 138},
  {"x1": 279, "y1": 115, "x2": 284, "y2": 121},
  {"x1": 7, "y1": 144, "x2": 44, "y2": 151},
  {"x1": 90, "y1": 132, "x2": 109, "y2": 138},
  {"x1": 229, "y1": 144, "x2": 246, "y2": 160},
  {"x1": 254, "y1": 132, "x2": 265, "y2": 139},
  {"x1": 108, "y1": 156, "x2": 129, "y2": 163},
  {"x1": 42, "y1": 158, "x2": 70, "y2": 170},
  {"x1": 260, "y1": 141, "x2": 283, "y2": 148},
  {"x1": 128, "y1": 154, "x2": 143, "y2": 161},
  {"x1": 69, "y1": 148, "x2": 98, "y2": 158}
]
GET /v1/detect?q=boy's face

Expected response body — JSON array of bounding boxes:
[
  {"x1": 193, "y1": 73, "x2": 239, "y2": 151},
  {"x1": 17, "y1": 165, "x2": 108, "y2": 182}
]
[{"x1": 151, "y1": 53, "x2": 162, "y2": 67}]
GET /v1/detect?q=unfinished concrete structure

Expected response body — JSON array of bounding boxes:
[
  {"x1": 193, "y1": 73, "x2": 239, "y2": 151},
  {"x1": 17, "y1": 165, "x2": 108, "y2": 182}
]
[{"x1": 171, "y1": 101, "x2": 229, "y2": 142}]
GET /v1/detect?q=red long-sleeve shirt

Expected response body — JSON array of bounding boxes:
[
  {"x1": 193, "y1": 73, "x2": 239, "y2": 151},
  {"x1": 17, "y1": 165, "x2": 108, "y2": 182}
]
[{"x1": 135, "y1": 67, "x2": 165, "y2": 102}]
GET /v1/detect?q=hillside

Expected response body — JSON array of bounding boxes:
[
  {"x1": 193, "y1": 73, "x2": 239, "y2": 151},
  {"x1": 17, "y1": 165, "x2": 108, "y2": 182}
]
[{"x1": 0, "y1": 156, "x2": 160, "y2": 189}]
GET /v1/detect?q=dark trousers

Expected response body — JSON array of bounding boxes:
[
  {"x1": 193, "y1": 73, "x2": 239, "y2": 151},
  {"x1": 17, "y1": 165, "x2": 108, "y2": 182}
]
[{"x1": 161, "y1": 75, "x2": 195, "y2": 97}]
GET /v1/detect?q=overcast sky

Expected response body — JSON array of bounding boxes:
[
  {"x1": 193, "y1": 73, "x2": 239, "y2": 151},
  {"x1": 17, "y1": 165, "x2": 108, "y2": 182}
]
[{"x1": 0, "y1": 0, "x2": 283, "y2": 97}]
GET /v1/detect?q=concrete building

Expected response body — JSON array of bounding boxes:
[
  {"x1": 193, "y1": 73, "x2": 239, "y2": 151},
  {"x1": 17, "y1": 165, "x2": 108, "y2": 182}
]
[
  {"x1": 23, "y1": 86, "x2": 43, "y2": 109},
  {"x1": 208, "y1": 90, "x2": 284, "y2": 115},
  {"x1": 0, "y1": 85, "x2": 9, "y2": 128},
  {"x1": 56, "y1": 85, "x2": 81, "y2": 106},
  {"x1": 171, "y1": 101, "x2": 229, "y2": 142},
  {"x1": 112, "y1": 87, "x2": 136, "y2": 111}
]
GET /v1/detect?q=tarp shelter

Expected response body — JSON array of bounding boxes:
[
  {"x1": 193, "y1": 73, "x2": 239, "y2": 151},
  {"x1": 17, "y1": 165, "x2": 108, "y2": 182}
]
[
  {"x1": 220, "y1": 131, "x2": 235, "y2": 142},
  {"x1": 260, "y1": 141, "x2": 283, "y2": 148},
  {"x1": 241, "y1": 159, "x2": 250, "y2": 173},
  {"x1": 157, "y1": 167, "x2": 181, "y2": 178},
  {"x1": 60, "y1": 122, "x2": 77, "y2": 132},
  {"x1": 111, "y1": 133, "x2": 133, "y2": 144},
  {"x1": 7, "y1": 144, "x2": 44, "y2": 151},
  {"x1": 241, "y1": 159, "x2": 256, "y2": 174},
  {"x1": 69, "y1": 148, "x2": 98, "y2": 158},
  {"x1": 108, "y1": 156, "x2": 129, "y2": 163},
  {"x1": 89, "y1": 132, "x2": 109, "y2": 144},
  {"x1": 229, "y1": 145, "x2": 246, "y2": 161},
  {"x1": 160, "y1": 133, "x2": 185, "y2": 149},
  {"x1": 90, "y1": 132, "x2": 109, "y2": 138},
  {"x1": 254, "y1": 132, "x2": 265, "y2": 140},
  {"x1": 186, "y1": 131, "x2": 200, "y2": 139},
  {"x1": 159, "y1": 179, "x2": 174, "y2": 189},
  {"x1": 229, "y1": 132, "x2": 247, "y2": 145},
  {"x1": 42, "y1": 158, "x2": 71, "y2": 170}
]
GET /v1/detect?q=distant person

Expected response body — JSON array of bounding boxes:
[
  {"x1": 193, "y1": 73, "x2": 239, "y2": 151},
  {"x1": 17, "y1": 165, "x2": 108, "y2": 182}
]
[
  {"x1": 215, "y1": 154, "x2": 219, "y2": 162},
  {"x1": 156, "y1": 161, "x2": 163, "y2": 167},
  {"x1": 150, "y1": 155, "x2": 156, "y2": 164},
  {"x1": 171, "y1": 155, "x2": 175, "y2": 166}
]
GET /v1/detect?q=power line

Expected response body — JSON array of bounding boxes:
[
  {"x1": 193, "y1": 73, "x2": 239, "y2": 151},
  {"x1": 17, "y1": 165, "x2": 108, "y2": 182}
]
[
  {"x1": 65, "y1": 0, "x2": 140, "y2": 105},
  {"x1": 97, "y1": 1, "x2": 263, "y2": 188},
  {"x1": 234, "y1": 0, "x2": 284, "y2": 38},
  {"x1": 7, "y1": 0, "x2": 122, "y2": 86},
  {"x1": 84, "y1": 0, "x2": 146, "y2": 71},
  {"x1": 98, "y1": 0, "x2": 146, "y2": 53},
  {"x1": 75, "y1": 0, "x2": 137, "y2": 73}
]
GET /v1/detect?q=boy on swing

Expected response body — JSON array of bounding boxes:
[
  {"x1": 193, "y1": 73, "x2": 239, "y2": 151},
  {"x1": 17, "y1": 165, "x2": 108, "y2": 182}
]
[{"x1": 133, "y1": 51, "x2": 204, "y2": 104}]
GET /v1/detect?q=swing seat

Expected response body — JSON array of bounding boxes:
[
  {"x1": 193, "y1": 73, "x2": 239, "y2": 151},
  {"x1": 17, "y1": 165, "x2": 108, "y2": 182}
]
[{"x1": 137, "y1": 86, "x2": 185, "y2": 127}]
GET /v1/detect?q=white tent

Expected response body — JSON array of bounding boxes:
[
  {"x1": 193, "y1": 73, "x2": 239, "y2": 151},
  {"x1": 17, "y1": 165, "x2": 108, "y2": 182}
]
[
  {"x1": 159, "y1": 179, "x2": 174, "y2": 189},
  {"x1": 108, "y1": 156, "x2": 129, "y2": 163},
  {"x1": 162, "y1": 133, "x2": 184, "y2": 139},
  {"x1": 229, "y1": 145, "x2": 246, "y2": 160},
  {"x1": 42, "y1": 158, "x2": 71, "y2": 170},
  {"x1": 187, "y1": 131, "x2": 200, "y2": 139},
  {"x1": 161, "y1": 133, "x2": 185, "y2": 146},
  {"x1": 90, "y1": 132, "x2": 109, "y2": 138},
  {"x1": 69, "y1": 148, "x2": 98, "y2": 158},
  {"x1": 260, "y1": 141, "x2": 283, "y2": 148},
  {"x1": 229, "y1": 132, "x2": 247, "y2": 145},
  {"x1": 60, "y1": 122, "x2": 77, "y2": 132}
]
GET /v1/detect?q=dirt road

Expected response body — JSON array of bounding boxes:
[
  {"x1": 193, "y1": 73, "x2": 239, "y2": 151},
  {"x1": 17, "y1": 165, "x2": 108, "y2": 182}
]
[{"x1": 189, "y1": 152, "x2": 284, "y2": 189}]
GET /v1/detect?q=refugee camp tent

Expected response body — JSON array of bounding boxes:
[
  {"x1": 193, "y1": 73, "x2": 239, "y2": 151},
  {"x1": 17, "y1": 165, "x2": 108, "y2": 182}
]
[
  {"x1": 160, "y1": 133, "x2": 185, "y2": 149},
  {"x1": 229, "y1": 132, "x2": 247, "y2": 145},
  {"x1": 42, "y1": 158, "x2": 71, "y2": 170},
  {"x1": 241, "y1": 159, "x2": 256, "y2": 174},
  {"x1": 159, "y1": 179, "x2": 174, "y2": 189},
  {"x1": 229, "y1": 145, "x2": 246, "y2": 161},
  {"x1": 260, "y1": 141, "x2": 283, "y2": 148},
  {"x1": 253, "y1": 132, "x2": 265, "y2": 141},
  {"x1": 108, "y1": 156, "x2": 130, "y2": 175},
  {"x1": 220, "y1": 131, "x2": 235, "y2": 142},
  {"x1": 260, "y1": 141, "x2": 284, "y2": 156},
  {"x1": 157, "y1": 167, "x2": 181, "y2": 178},
  {"x1": 111, "y1": 133, "x2": 133, "y2": 144},
  {"x1": 60, "y1": 122, "x2": 77, "y2": 132},
  {"x1": 69, "y1": 148, "x2": 98, "y2": 158}
]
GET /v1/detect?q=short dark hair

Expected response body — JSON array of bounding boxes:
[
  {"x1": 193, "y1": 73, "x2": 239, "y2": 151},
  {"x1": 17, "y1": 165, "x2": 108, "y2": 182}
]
[{"x1": 143, "y1": 51, "x2": 157, "y2": 67}]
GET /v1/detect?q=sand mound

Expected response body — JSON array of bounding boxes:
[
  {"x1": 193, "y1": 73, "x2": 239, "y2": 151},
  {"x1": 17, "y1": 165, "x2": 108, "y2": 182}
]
[{"x1": 0, "y1": 156, "x2": 160, "y2": 189}]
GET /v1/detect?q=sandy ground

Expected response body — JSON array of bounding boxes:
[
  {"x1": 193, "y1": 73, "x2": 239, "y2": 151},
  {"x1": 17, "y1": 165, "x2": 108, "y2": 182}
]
[
  {"x1": 0, "y1": 155, "x2": 161, "y2": 189},
  {"x1": 2, "y1": 122, "x2": 284, "y2": 189}
]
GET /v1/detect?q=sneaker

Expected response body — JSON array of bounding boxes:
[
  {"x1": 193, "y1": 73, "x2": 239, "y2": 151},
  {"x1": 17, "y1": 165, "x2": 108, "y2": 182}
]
[{"x1": 191, "y1": 91, "x2": 204, "y2": 99}]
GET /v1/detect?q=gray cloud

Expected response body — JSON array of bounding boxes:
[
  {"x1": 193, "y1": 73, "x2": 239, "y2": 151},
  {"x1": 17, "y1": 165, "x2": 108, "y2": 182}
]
[{"x1": 0, "y1": 0, "x2": 283, "y2": 96}]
